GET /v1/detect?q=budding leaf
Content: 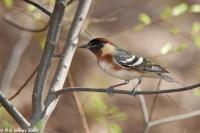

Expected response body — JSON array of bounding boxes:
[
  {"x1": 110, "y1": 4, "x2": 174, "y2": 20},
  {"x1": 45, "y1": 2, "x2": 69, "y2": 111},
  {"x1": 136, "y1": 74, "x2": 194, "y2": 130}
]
[
  {"x1": 190, "y1": 4, "x2": 200, "y2": 13},
  {"x1": 169, "y1": 26, "x2": 180, "y2": 34},
  {"x1": 26, "y1": 5, "x2": 36, "y2": 11},
  {"x1": 194, "y1": 88, "x2": 200, "y2": 96},
  {"x1": 92, "y1": 95, "x2": 107, "y2": 113},
  {"x1": 172, "y1": 3, "x2": 189, "y2": 16},
  {"x1": 193, "y1": 35, "x2": 200, "y2": 48},
  {"x1": 160, "y1": 42, "x2": 173, "y2": 55},
  {"x1": 160, "y1": 6, "x2": 172, "y2": 19},
  {"x1": 108, "y1": 123, "x2": 122, "y2": 133},
  {"x1": 138, "y1": 13, "x2": 151, "y2": 25},
  {"x1": 3, "y1": 0, "x2": 13, "y2": 8},
  {"x1": 192, "y1": 22, "x2": 200, "y2": 35},
  {"x1": 174, "y1": 43, "x2": 188, "y2": 52}
]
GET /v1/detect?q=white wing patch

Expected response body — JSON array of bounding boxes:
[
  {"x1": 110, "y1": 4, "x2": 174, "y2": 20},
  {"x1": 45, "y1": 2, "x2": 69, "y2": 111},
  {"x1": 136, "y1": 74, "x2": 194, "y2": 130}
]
[
  {"x1": 120, "y1": 56, "x2": 135, "y2": 63},
  {"x1": 126, "y1": 56, "x2": 135, "y2": 62},
  {"x1": 129, "y1": 57, "x2": 143, "y2": 66}
]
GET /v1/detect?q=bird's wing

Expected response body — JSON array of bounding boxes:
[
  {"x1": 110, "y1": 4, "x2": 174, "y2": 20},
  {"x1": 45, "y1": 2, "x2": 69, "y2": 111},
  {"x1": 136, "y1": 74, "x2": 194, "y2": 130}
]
[{"x1": 113, "y1": 49, "x2": 168, "y2": 73}]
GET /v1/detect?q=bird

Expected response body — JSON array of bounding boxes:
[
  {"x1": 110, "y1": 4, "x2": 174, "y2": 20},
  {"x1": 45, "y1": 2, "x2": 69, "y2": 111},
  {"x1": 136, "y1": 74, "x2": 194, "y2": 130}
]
[{"x1": 79, "y1": 38, "x2": 176, "y2": 95}]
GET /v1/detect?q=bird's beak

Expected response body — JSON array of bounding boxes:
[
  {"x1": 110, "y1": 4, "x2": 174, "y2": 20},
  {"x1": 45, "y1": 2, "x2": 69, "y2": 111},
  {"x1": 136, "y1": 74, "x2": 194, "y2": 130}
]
[{"x1": 79, "y1": 44, "x2": 90, "y2": 49}]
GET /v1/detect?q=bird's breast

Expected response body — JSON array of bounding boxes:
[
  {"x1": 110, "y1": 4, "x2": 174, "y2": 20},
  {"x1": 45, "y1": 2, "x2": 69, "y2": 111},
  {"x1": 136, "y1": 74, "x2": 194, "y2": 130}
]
[{"x1": 98, "y1": 58, "x2": 141, "y2": 80}]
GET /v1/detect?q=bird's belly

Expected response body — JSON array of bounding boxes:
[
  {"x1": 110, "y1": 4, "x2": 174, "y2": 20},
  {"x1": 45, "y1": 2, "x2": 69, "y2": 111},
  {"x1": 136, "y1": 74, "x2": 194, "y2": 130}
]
[{"x1": 98, "y1": 61, "x2": 140, "y2": 80}]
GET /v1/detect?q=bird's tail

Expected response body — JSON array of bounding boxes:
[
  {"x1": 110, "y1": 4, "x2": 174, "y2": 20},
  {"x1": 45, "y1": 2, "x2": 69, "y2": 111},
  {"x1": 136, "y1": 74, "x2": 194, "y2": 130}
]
[{"x1": 159, "y1": 74, "x2": 179, "y2": 83}]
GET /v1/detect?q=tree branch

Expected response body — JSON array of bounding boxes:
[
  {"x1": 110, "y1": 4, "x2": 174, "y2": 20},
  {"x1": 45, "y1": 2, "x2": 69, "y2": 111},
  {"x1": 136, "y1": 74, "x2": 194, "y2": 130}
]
[
  {"x1": 67, "y1": 74, "x2": 91, "y2": 133},
  {"x1": 23, "y1": 0, "x2": 52, "y2": 16},
  {"x1": 3, "y1": 15, "x2": 49, "y2": 32},
  {"x1": 148, "y1": 110, "x2": 200, "y2": 127},
  {"x1": 144, "y1": 110, "x2": 200, "y2": 133},
  {"x1": 137, "y1": 87, "x2": 149, "y2": 124},
  {"x1": 55, "y1": 82, "x2": 200, "y2": 96},
  {"x1": 8, "y1": 66, "x2": 38, "y2": 101},
  {"x1": 31, "y1": 0, "x2": 67, "y2": 124},
  {"x1": 0, "y1": 91, "x2": 30, "y2": 129},
  {"x1": 43, "y1": 0, "x2": 92, "y2": 122},
  {"x1": 149, "y1": 79, "x2": 162, "y2": 120}
]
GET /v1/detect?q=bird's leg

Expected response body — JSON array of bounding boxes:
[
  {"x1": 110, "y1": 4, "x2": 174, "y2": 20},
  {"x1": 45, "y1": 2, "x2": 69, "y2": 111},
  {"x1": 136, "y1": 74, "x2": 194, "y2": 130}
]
[
  {"x1": 129, "y1": 77, "x2": 142, "y2": 96},
  {"x1": 107, "y1": 80, "x2": 129, "y2": 96}
]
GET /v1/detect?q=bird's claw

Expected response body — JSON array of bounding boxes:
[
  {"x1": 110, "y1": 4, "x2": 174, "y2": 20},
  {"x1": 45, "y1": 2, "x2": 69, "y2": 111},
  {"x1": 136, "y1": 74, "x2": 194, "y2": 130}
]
[
  {"x1": 129, "y1": 88, "x2": 136, "y2": 96},
  {"x1": 107, "y1": 87, "x2": 114, "y2": 96}
]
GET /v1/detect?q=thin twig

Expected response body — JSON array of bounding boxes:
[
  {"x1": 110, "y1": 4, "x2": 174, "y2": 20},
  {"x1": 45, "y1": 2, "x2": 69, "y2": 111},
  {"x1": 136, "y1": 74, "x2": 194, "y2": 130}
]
[
  {"x1": 55, "y1": 82, "x2": 200, "y2": 96},
  {"x1": 0, "y1": 91, "x2": 30, "y2": 129},
  {"x1": 8, "y1": 66, "x2": 39, "y2": 101},
  {"x1": 149, "y1": 79, "x2": 162, "y2": 120},
  {"x1": 147, "y1": 110, "x2": 200, "y2": 128},
  {"x1": 31, "y1": 0, "x2": 67, "y2": 125},
  {"x1": 0, "y1": 65, "x2": 37, "y2": 107},
  {"x1": 3, "y1": 15, "x2": 49, "y2": 32},
  {"x1": 137, "y1": 87, "x2": 149, "y2": 124},
  {"x1": 2, "y1": 58, "x2": 58, "y2": 105},
  {"x1": 67, "y1": 74, "x2": 90, "y2": 133},
  {"x1": 23, "y1": 0, "x2": 52, "y2": 16},
  {"x1": 67, "y1": 0, "x2": 75, "y2": 5}
]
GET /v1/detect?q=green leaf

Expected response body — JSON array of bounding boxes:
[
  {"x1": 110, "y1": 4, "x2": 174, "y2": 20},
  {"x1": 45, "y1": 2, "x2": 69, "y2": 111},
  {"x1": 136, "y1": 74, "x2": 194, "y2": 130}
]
[
  {"x1": 169, "y1": 26, "x2": 180, "y2": 34},
  {"x1": 108, "y1": 123, "x2": 122, "y2": 133},
  {"x1": 3, "y1": 0, "x2": 13, "y2": 8},
  {"x1": 26, "y1": 5, "x2": 36, "y2": 11},
  {"x1": 174, "y1": 43, "x2": 188, "y2": 52},
  {"x1": 193, "y1": 88, "x2": 200, "y2": 96},
  {"x1": 107, "y1": 106, "x2": 118, "y2": 114},
  {"x1": 190, "y1": 4, "x2": 200, "y2": 13},
  {"x1": 95, "y1": 115, "x2": 106, "y2": 123},
  {"x1": 26, "y1": 5, "x2": 41, "y2": 20},
  {"x1": 35, "y1": 121, "x2": 43, "y2": 131},
  {"x1": 92, "y1": 95, "x2": 107, "y2": 113},
  {"x1": 111, "y1": 112, "x2": 128, "y2": 121},
  {"x1": 192, "y1": 22, "x2": 200, "y2": 35},
  {"x1": 160, "y1": 6, "x2": 172, "y2": 19},
  {"x1": 160, "y1": 42, "x2": 173, "y2": 55},
  {"x1": 192, "y1": 35, "x2": 200, "y2": 48},
  {"x1": 172, "y1": 3, "x2": 189, "y2": 16},
  {"x1": 138, "y1": 13, "x2": 151, "y2": 25},
  {"x1": 39, "y1": 37, "x2": 46, "y2": 49}
]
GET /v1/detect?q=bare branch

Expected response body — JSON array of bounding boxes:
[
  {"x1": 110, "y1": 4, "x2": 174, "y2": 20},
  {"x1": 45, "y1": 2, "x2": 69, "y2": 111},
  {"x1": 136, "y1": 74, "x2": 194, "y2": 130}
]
[
  {"x1": 68, "y1": 74, "x2": 90, "y2": 133},
  {"x1": 8, "y1": 66, "x2": 38, "y2": 101},
  {"x1": 31, "y1": 0, "x2": 67, "y2": 124},
  {"x1": 23, "y1": 0, "x2": 52, "y2": 16},
  {"x1": 3, "y1": 15, "x2": 49, "y2": 32},
  {"x1": 149, "y1": 79, "x2": 162, "y2": 120},
  {"x1": 144, "y1": 110, "x2": 200, "y2": 133},
  {"x1": 55, "y1": 82, "x2": 200, "y2": 96},
  {"x1": 138, "y1": 87, "x2": 149, "y2": 124},
  {"x1": 148, "y1": 110, "x2": 200, "y2": 127},
  {"x1": 67, "y1": 0, "x2": 76, "y2": 5},
  {"x1": 23, "y1": 0, "x2": 76, "y2": 16},
  {"x1": 0, "y1": 19, "x2": 34, "y2": 94},
  {"x1": 0, "y1": 91, "x2": 30, "y2": 129},
  {"x1": 43, "y1": 0, "x2": 92, "y2": 121}
]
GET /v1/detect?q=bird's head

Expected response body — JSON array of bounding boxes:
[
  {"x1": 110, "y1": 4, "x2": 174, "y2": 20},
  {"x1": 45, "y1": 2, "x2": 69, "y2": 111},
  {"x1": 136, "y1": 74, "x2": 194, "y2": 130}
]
[{"x1": 79, "y1": 38, "x2": 115, "y2": 57}]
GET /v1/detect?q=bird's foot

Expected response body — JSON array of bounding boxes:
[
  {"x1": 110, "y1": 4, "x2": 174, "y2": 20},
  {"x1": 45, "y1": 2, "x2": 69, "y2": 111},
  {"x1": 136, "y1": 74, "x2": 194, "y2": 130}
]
[
  {"x1": 107, "y1": 87, "x2": 114, "y2": 96},
  {"x1": 129, "y1": 88, "x2": 136, "y2": 96}
]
